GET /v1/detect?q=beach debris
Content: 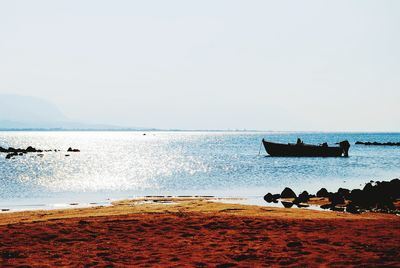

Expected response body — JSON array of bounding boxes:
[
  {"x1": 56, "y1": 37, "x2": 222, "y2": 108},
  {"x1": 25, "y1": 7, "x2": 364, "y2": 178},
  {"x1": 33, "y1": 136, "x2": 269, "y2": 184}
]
[
  {"x1": 355, "y1": 141, "x2": 400, "y2": 146},
  {"x1": 264, "y1": 178, "x2": 400, "y2": 214}
]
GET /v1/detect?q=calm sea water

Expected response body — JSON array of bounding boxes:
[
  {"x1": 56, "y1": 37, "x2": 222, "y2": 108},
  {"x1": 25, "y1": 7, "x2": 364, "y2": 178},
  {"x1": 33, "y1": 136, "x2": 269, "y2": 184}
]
[{"x1": 1, "y1": 131, "x2": 399, "y2": 210}]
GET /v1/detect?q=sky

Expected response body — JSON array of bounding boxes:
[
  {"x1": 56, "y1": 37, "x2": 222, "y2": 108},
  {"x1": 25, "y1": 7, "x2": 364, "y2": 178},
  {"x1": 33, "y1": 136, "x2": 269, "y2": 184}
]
[{"x1": 0, "y1": 0, "x2": 399, "y2": 131}]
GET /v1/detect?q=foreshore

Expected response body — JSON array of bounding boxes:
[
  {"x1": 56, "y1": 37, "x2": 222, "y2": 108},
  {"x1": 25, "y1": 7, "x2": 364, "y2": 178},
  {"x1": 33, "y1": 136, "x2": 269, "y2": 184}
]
[{"x1": 0, "y1": 197, "x2": 399, "y2": 267}]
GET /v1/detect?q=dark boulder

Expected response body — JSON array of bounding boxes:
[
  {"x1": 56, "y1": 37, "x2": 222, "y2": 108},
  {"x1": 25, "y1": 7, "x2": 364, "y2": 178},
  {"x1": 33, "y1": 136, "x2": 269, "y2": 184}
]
[
  {"x1": 346, "y1": 202, "x2": 359, "y2": 214},
  {"x1": 294, "y1": 191, "x2": 310, "y2": 204},
  {"x1": 337, "y1": 188, "x2": 350, "y2": 199},
  {"x1": 6, "y1": 153, "x2": 17, "y2": 159},
  {"x1": 316, "y1": 188, "x2": 329, "y2": 198},
  {"x1": 67, "y1": 147, "x2": 80, "y2": 152},
  {"x1": 263, "y1": 193, "x2": 274, "y2": 203},
  {"x1": 348, "y1": 189, "x2": 364, "y2": 203},
  {"x1": 389, "y1": 178, "x2": 400, "y2": 199},
  {"x1": 280, "y1": 187, "x2": 297, "y2": 199},
  {"x1": 329, "y1": 193, "x2": 345, "y2": 205},
  {"x1": 272, "y1": 194, "x2": 280, "y2": 200},
  {"x1": 26, "y1": 146, "x2": 37, "y2": 152}
]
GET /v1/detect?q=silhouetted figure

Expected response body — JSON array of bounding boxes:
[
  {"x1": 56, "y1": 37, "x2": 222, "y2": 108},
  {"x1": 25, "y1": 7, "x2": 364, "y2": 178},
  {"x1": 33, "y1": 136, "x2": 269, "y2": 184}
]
[
  {"x1": 296, "y1": 138, "x2": 302, "y2": 145},
  {"x1": 339, "y1": 140, "x2": 350, "y2": 157}
]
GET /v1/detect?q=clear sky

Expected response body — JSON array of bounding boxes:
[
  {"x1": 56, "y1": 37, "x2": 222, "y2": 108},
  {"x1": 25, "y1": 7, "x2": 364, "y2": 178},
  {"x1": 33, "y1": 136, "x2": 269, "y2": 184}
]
[{"x1": 1, "y1": 0, "x2": 399, "y2": 131}]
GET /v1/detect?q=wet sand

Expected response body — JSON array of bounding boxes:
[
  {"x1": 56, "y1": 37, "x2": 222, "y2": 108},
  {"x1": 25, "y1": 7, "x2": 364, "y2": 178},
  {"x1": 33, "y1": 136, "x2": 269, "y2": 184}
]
[{"x1": 0, "y1": 197, "x2": 399, "y2": 267}]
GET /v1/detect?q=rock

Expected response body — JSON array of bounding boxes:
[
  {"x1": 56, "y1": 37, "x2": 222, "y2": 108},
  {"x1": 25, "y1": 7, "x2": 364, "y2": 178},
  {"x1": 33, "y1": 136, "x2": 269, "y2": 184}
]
[
  {"x1": 316, "y1": 188, "x2": 329, "y2": 198},
  {"x1": 389, "y1": 178, "x2": 400, "y2": 199},
  {"x1": 348, "y1": 189, "x2": 368, "y2": 206},
  {"x1": 263, "y1": 193, "x2": 274, "y2": 203},
  {"x1": 356, "y1": 141, "x2": 400, "y2": 146},
  {"x1": 5, "y1": 152, "x2": 17, "y2": 159},
  {"x1": 272, "y1": 194, "x2": 280, "y2": 200},
  {"x1": 331, "y1": 206, "x2": 345, "y2": 212},
  {"x1": 337, "y1": 188, "x2": 350, "y2": 199},
  {"x1": 376, "y1": 199, "x2": 395, "y2": 211},
  {"x1": 67, "y1": 147, "x2": 80, "y2": 152},
  {"x1": 264, "y1": 193, "x2": 280, "y2": 203},
  {"x1": 296, "y1": 191, "x2": 310, "y2": 203},
  {"x1": 329, "y1": 192, "x2": 345, "y2": 206},
  {"x1": 281, "y1": 201, "x2": 293, "y2": 208},
  {"x1": 346, "y1": 202, "x2": 359, "y2": 214},
  {"x1": 320, "y1": 204, "x2": 333, "y2": 210},
  {"x1": 26, "y1": 146, "x2": 37, "y2": 152},
  {"x1": 280, "y1": 187, "x2": 297, "y2": 198}
]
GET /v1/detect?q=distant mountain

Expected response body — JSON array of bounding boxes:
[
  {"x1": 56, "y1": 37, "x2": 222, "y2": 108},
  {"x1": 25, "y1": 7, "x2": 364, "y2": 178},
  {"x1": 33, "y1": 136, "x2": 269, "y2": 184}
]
[{"x1": 0, "y1": 94, "x2": 134, "y2": 130}]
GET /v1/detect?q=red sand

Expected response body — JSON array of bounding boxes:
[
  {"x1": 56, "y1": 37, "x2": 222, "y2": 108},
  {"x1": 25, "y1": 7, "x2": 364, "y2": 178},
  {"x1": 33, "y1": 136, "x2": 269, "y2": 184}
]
[{"x1": 0, "y1": 213, "x2": 399, "y2": 267}]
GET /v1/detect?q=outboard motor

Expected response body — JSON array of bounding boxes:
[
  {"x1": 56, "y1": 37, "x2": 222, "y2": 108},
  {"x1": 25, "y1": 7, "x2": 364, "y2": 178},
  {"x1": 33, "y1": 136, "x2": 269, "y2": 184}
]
[{"x1": 339, "y1": 140, "x2": 350, "y2": 157}]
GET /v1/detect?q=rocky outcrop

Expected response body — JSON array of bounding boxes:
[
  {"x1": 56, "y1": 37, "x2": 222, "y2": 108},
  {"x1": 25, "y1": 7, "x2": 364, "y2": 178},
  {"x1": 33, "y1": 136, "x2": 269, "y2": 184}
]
[
  {"x1": 355, "y1": 141, "x2": 400, "y2": 146},
  {"x1": 1, "y1": 146, "x2": 80, "y2": 159},
  {"x1": 263, "y1": 178, "x2": 400, "y2": 214},
  {"x1": 280, "y1": 187, "x2": 297, "y2": 199}
]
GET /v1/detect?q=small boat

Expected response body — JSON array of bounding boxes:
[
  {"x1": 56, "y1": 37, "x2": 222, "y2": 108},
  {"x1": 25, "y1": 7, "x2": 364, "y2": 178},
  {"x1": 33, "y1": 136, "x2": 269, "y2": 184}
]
[{"x1": 262, "y1": 139, "x2": 350, "y2": 157}]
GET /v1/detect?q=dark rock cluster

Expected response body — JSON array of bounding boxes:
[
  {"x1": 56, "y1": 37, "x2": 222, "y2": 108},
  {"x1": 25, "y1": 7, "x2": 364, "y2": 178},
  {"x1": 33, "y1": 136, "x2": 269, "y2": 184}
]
[
  {"x1": 355, "y1": 141, "x2": 400, "y2": 146},
  {"x1": 264, "y1": 189, "x2": 316, "y2": 206},
  {"x1": 0, "y1": 146, "x2": 80, "y2": 159},
  {"x1": 264, "y1": 178, "x2": 400, "y2": 214},
  {"x1": 0, "y1": 146, "x2": 43, "y2": 159}
]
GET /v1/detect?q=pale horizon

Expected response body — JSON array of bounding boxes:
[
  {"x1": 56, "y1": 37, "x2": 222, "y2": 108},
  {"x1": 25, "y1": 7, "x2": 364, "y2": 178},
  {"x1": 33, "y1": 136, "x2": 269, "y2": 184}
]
[{"x1": 1, "y1": 1, "x2": 399, "y2": 132}]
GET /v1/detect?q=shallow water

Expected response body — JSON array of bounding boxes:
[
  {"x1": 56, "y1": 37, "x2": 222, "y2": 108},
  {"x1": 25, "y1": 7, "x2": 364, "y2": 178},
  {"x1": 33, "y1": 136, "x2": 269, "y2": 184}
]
[{"x1": 1, "y1": 131, "x2": 399, "y2": 210}]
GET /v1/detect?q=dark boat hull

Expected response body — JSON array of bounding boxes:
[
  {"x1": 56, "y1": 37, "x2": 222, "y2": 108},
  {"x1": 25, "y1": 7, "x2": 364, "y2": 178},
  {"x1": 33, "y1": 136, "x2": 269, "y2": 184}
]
[{"x1": 262, "y1": 140, "x2": 345, "y2": 157}]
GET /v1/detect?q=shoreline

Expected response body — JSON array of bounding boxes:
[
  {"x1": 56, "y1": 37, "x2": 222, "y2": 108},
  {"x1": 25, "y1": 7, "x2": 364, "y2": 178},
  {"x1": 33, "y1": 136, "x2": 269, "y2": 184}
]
[
  {"x1": 0, "y1": 197, "x2": 399, "y2": 266},
  {"x1": 1, "y1": 196, "x2": 398, "y2": 226}
]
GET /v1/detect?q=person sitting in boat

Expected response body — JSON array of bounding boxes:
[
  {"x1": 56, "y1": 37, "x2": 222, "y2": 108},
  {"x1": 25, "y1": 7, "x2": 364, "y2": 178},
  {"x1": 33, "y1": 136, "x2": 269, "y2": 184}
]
[{"x1": 296, "y1": 138, "x2": 303, "y2": 145}]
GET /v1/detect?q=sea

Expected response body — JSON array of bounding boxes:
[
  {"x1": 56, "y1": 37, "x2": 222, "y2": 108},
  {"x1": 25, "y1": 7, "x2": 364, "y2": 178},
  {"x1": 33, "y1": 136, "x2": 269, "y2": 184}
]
[{"x1": 1, "y1": 131, "x2": 399, "y2": 211}]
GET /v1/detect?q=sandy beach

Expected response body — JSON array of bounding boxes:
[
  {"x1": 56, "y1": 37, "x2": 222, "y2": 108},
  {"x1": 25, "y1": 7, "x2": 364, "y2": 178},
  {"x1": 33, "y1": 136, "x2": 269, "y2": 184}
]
[{"x1": 0, "y1": 197, "x2": 399, "y2": 267}]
